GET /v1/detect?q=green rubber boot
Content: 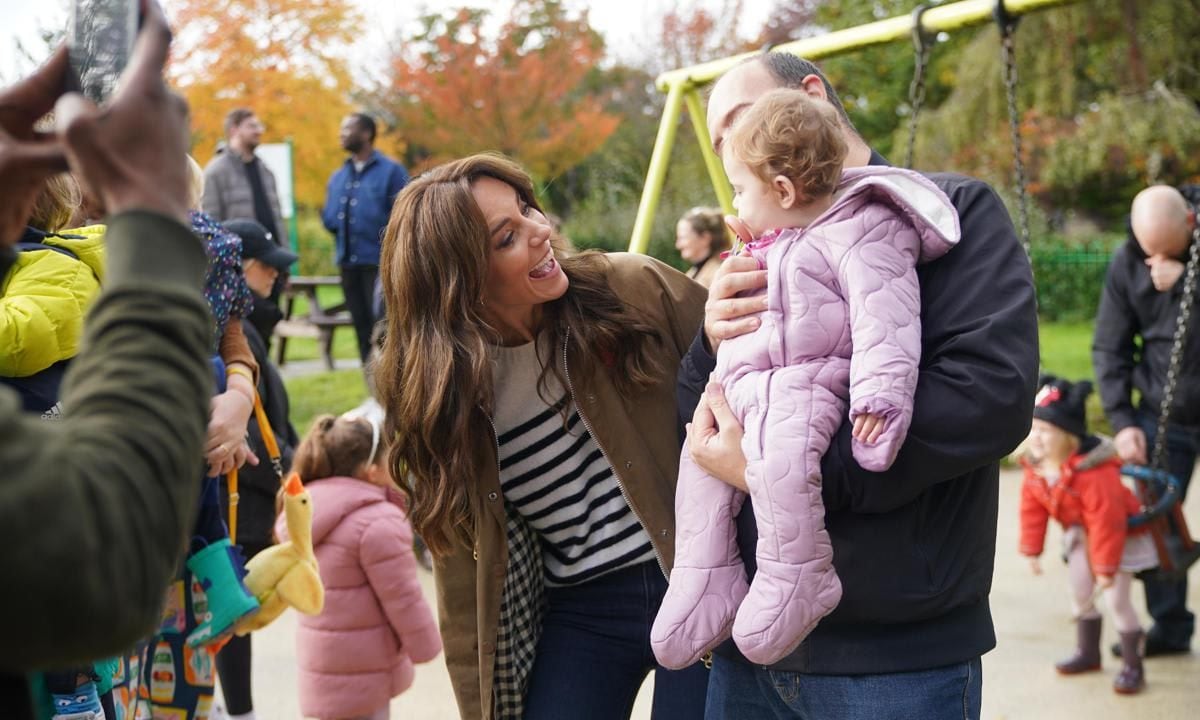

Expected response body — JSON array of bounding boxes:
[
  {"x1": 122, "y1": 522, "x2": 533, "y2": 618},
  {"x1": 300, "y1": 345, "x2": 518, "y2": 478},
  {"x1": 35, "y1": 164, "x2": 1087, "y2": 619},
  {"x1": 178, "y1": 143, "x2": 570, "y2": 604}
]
[{"x1": 185, "y1": 539, "x2": 260, "y2": 648}]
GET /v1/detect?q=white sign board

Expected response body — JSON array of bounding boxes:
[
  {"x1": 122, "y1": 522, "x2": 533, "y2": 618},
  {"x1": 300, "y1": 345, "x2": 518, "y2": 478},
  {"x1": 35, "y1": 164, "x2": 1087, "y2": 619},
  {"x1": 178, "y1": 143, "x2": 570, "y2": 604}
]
[{"x1": 257, "y1": 143, "x2": 294, "y2": 219}]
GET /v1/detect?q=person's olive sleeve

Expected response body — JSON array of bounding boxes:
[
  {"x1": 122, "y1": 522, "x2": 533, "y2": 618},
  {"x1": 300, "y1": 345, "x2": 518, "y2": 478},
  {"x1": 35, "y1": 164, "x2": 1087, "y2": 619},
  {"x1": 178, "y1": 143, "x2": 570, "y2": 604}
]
[{"x1": 0, "y1": 211, "x2": 213, "y2": 669}]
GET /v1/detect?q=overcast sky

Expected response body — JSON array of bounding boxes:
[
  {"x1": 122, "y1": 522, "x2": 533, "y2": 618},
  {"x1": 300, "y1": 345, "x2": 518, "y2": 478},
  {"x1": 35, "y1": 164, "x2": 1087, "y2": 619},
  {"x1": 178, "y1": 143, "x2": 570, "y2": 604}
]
[{"x1": 0, "y1": 0, "x2": 774, "y2": 82}]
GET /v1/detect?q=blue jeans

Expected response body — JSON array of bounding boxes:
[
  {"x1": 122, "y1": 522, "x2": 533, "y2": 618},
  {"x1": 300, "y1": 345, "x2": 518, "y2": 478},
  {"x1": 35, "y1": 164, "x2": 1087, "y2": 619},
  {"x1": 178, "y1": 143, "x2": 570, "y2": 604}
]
[
  {"x1": 523, "y1": 562, "x2": 709, "y2": 720},
  {"x1": 1138, "y1": 410, "x2": 1198, "y2": 647},
  {"x1": 705, "y1": 654, "x2": 982, "y2": 720}
]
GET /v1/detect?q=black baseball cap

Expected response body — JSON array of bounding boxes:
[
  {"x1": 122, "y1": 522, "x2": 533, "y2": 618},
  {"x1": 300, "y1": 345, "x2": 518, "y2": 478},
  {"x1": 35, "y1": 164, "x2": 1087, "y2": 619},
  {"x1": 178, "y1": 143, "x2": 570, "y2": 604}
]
[{"x1": 223, "y1": 218, "x2": 297, "y2": 271}]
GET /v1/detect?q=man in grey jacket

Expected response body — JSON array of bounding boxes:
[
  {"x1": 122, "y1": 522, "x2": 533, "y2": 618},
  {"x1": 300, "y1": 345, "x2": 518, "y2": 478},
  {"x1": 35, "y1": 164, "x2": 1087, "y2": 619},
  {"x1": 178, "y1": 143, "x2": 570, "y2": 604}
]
[{"x1": 201, "y1": 108, "x2": 285, "y2": 243}]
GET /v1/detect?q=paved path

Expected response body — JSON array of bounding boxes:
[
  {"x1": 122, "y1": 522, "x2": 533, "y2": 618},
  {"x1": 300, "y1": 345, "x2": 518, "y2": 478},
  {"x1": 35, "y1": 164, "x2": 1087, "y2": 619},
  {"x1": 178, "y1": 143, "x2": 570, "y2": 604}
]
[
  {"x1": 277, "y1": 357, "x2": 360, "y2": 380},
  {"x1": 241, "y1": 468, "x2": 1200, "y2": 718}
]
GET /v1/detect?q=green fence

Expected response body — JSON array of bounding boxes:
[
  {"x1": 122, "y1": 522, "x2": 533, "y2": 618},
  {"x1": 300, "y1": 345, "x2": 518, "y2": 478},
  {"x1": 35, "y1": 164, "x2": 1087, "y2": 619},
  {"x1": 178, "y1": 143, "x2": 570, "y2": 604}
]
[{"x1": 1030, "y1": 238, "x2": 1120, "y2": 322}]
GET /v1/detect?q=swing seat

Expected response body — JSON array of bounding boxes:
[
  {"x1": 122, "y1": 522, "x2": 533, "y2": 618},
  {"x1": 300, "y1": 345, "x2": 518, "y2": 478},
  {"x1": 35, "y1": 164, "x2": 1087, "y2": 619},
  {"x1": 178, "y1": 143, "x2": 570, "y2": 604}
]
[
  {"x1": 1123, "y1": 465, "x2": 1200, "y2": 582},
  {"x1": 1124, "y1": 465, "x2": 1181, "y2": 530}
]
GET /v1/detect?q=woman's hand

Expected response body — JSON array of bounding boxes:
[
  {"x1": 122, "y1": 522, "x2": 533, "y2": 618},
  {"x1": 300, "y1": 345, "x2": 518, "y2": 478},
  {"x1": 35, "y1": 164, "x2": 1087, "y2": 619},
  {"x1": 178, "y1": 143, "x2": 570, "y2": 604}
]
[
  {"x1": 687, "y1": 382, "x2": 748, "y2": 492},
  {"x1": 1028, "y1": 556, "x2": 1042, "y2": 576},
  {"x1": 1096, "y1": 574, "x2": 1115, "y2": 590},
  {"x1": 204, "y1": 389, "x2": 257, "y2": 476}
]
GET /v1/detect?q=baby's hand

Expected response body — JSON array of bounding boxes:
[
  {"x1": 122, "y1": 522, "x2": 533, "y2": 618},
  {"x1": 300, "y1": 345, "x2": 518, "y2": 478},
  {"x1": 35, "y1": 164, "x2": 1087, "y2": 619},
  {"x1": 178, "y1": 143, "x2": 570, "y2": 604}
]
[{"x1": 852, "y1": 413, "x2": 887, "y2": 445}]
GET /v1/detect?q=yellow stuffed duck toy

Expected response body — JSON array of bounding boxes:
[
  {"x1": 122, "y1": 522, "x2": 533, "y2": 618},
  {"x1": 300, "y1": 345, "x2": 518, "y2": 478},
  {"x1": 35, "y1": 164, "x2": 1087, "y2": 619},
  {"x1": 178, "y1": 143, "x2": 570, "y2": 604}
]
[{"x1": 235, "y1": 473, "x2": 324, "y2": 634}]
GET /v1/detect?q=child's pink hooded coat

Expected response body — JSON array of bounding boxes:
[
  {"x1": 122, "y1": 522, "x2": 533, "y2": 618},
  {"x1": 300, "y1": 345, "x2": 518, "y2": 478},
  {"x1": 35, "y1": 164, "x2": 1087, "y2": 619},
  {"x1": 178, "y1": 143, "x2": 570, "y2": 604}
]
[
  {"x1": 276, "y1": 476, "x2": 442, "y2": 718},
  {"x1": 652, "y1": 166, "x2": 961, "y2": 668}
]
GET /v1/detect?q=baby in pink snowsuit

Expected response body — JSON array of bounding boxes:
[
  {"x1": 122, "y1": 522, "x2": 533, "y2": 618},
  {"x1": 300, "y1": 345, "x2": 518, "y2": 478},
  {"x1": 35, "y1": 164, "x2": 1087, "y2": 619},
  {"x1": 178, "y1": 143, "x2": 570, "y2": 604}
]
[{"x1": 652, "y1": 88, "x2": 961, "y2": 667}]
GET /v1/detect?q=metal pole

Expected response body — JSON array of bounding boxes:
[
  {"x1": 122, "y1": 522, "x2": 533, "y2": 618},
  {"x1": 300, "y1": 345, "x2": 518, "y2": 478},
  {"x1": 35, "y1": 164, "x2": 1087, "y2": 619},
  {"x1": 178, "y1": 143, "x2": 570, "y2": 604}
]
[
  {"x1": 654, "y1": 0, "x2": 1086, "y2": 92},
  {"x1": 629, "y1": 0, "x2": 1089, "y2": 253},
  {"x1": 683, "y1": 87, "x2": 735, "y2": 216},
  {"x1": 628, "y1": 81, "x2": 687, "y2": 255}
]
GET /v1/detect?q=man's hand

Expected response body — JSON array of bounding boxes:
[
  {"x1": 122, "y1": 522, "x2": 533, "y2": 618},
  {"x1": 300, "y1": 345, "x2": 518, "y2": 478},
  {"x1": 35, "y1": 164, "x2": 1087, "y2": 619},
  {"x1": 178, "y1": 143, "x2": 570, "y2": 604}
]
[
  {"x1": 704, "y1": 257, "x2": 768, "y2": 353},
  {"x1": 55, "y1": 0, "x2": 190, "y2": 223},
  {"x1": 687, "y1": 381, "x2": 748, "y2": 492},
  {"x1": 1028, "y1": 556, "x2": 1042, "y2": 576},
  {"x1": 1146, "y1": 255, "x2": 1185, "y2": 293},
  {"x1": 0, "y1": 47, "x2": 70, "y2": 246},
  {"x1": 1114, "y1": 426, "x2": 1148, "y2": 465}
]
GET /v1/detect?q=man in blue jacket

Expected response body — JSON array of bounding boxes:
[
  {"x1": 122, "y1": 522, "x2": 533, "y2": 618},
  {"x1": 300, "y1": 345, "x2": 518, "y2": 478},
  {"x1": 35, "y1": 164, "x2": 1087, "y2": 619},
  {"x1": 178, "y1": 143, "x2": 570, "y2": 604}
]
[
  {"x1": 678, "y1": 52, "x2": 1039, "y2": 719},
  {"x1": 322, "y1": 113, "x2": 410, "y2": 363}
]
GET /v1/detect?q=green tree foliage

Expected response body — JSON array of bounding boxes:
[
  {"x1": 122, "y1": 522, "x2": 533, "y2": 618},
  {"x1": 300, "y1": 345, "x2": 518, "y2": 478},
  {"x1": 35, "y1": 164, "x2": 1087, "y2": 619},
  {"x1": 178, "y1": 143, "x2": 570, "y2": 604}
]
[
  {"x1": 910, "y1": 0, "x2": 1200, "y2": 221},
  {"x1": 373, "y1": 0, "x2": 619, "y2": 183}
]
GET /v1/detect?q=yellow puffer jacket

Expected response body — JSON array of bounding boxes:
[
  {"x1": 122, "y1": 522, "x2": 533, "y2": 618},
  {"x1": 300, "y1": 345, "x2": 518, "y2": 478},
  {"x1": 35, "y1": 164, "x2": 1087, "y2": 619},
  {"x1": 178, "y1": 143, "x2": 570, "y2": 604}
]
[{"x1": 0, "y1": 226, "x2": 106, "y2": 377}]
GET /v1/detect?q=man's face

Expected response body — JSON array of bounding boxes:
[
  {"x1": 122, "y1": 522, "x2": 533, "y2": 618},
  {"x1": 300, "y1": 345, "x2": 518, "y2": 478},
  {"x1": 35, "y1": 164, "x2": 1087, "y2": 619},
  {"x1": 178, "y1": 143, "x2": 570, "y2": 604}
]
[
  {"x1": 707, "y1": 62, "x2": 785, "y2": 157},
  {"x1": 233, "y1": 115, "x2": 264, "y2": 151},
  {"x1": 340, "y1": 116, "x2": 367, "y2": 153}
]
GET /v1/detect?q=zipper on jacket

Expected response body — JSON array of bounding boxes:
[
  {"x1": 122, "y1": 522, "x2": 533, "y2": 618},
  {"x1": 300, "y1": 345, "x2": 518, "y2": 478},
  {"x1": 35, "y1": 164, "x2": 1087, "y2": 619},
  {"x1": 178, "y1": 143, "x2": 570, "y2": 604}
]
[{"x1": 561, "y1": 327, "x2": 669, "y2": 578}]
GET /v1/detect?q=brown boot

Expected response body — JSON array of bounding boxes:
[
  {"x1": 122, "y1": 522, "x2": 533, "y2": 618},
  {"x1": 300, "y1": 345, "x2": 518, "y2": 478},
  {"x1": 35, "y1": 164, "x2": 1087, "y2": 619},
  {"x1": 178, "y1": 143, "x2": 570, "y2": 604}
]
[
  {"x1": 1113, "y1": 630, "x2": 1146, "y2": 694},
  {"x1": 1056, "y1": 616, "x2": 1102, "y2": 674}
]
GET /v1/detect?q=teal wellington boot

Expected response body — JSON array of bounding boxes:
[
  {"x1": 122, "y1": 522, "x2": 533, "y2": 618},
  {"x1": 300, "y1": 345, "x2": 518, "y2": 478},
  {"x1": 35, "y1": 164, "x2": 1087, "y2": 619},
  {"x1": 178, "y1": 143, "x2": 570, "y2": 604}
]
[{"x1": 185, "y1": 538, "x2": 260, "y2": 648}]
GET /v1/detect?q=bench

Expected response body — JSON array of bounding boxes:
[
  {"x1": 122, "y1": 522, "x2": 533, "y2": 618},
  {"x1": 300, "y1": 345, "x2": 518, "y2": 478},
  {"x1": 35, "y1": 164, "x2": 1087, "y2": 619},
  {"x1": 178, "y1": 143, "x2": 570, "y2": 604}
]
[{"x1": 273, "y1": 275, "x2": 353, "y2": 370}]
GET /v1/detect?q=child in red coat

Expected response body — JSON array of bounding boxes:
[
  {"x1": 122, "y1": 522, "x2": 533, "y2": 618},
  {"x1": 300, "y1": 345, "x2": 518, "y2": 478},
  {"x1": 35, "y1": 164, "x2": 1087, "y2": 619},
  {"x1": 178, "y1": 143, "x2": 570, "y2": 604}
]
[{"x1": 1020, "y1": 376, "x2": 1157, "y2": 694}]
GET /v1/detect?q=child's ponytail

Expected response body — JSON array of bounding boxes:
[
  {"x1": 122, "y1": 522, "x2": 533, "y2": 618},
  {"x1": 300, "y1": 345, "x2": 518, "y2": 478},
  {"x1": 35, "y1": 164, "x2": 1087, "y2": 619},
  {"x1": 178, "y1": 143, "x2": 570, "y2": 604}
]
[{"x1": 293, "y1": 414, "x2": 376, "y2": 483}]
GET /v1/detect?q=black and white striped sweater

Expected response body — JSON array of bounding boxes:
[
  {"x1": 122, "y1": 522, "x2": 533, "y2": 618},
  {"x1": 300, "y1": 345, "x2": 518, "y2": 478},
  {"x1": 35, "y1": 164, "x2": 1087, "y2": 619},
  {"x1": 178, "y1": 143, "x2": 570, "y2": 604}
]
[{"x1": 491, "y1": 340, "x2": 655, "y2": 587}]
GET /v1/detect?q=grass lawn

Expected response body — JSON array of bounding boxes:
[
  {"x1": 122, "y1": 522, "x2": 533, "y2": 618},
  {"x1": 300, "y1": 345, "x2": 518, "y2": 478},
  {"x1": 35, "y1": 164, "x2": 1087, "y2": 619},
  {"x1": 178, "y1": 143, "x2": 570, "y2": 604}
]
[
  {"x1": 1038, "y1": 320, "x2": 1095, "y2": 380},
  {"x1": 284, "y1": 369, "x2": 369, "y2": 436},
  {"x1": 1038, "y1": 319, "x2": 1115, "y2": 434}
]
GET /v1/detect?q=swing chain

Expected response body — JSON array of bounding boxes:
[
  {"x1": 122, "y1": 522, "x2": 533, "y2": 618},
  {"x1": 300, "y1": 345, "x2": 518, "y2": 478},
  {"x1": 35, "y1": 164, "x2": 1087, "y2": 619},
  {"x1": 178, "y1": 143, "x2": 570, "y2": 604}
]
[
  {"x1": 1150, "y1": 217, "x2": 1200, "y2": 474},
  {"x1": 996, "y1": 1, "x2": 1031, "y2": 255},
  {"x1": 905, "y1": 4, "x2": 934, "y2": 169}
]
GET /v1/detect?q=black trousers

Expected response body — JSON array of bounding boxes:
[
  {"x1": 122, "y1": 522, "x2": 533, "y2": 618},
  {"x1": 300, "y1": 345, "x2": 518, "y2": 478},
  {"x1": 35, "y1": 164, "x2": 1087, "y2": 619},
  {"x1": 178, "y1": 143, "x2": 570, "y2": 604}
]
[
  {"x1": 341, "y1": 265, "x2": 379, "y2": 364},
  {"x1": 1138, "y1": 410, "x2": 1198, "y2": 646}
]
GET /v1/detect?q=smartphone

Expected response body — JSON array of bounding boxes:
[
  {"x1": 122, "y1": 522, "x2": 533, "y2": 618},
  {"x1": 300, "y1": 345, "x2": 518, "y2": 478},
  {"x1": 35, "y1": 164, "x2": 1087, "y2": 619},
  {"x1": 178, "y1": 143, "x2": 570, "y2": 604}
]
[{"x1": 68, "y1": 0, "x2": 138, "y2": 104}]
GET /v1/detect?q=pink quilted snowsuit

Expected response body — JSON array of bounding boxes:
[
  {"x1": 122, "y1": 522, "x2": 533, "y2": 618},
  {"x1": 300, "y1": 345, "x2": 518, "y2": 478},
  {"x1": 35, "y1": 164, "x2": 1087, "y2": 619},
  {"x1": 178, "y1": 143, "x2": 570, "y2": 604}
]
[{"x1": 652, "y1": 166, "x2": 960, "y2": 668}]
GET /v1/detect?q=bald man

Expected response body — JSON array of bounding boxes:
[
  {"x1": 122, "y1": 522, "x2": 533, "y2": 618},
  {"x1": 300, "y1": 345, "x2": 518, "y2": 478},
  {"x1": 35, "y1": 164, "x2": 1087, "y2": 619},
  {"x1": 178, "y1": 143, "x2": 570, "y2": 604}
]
[{"x1": 1093, "y1": 183, "x2": 1200, "y2": 657}]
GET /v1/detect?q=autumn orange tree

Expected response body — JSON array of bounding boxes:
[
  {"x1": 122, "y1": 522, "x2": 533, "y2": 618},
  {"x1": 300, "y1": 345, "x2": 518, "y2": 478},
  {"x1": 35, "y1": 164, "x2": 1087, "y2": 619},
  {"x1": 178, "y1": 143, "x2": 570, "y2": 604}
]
[
  {"x1": 167, "y1": 0, "x2": 364, "y2": 207},
  {"x1": 379, "y1": 0, "x2": 619, "y2": 182}
]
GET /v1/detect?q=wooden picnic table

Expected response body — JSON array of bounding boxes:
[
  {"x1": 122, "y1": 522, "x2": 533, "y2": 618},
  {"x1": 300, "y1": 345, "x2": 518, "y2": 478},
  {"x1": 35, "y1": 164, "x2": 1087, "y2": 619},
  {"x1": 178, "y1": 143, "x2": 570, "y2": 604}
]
[{"x1": 273, "y1": 275, "x2": 353, "y2": 370}]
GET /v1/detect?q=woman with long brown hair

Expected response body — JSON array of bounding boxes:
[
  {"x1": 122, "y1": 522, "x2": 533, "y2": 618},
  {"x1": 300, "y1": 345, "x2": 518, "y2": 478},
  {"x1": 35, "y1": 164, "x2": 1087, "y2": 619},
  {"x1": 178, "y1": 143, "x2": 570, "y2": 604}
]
[{"x1": 376, "y1": 153, "x2": 709, "y2": 719}]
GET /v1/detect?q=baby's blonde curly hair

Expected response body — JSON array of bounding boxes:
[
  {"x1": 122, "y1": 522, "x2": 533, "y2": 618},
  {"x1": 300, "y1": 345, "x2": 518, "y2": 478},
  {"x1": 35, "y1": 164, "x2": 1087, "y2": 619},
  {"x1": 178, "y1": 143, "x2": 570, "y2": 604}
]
[{"x1": 726, "y1": 88, "x2": 847, "y2": 205}]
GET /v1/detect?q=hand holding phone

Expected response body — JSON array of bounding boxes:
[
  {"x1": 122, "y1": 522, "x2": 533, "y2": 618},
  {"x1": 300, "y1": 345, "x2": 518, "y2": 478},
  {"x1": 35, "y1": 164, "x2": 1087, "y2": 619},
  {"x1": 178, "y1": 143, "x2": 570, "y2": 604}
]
[
  {"x1": 57, "y1": 0, "x2": 191, "y2": 222},
  {"x1": 69, "y1": 0, "x2": 138, "y2": 104}
]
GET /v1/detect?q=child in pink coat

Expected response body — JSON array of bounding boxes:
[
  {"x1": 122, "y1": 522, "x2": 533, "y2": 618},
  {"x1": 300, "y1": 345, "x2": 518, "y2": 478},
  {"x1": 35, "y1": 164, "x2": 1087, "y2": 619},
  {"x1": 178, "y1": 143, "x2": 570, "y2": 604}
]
[{"x1": 280, "y1": 412, "x2": 442, "y2": 720}]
